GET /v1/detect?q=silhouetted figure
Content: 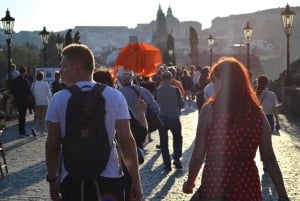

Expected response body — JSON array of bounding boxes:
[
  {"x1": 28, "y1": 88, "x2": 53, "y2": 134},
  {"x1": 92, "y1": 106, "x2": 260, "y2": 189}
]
[
  {"x1": 51, "y1": 71, "x2": 65, "y2": 95},
  {"x1": 65, "y1": 29, "x2": 73, "y2": 46},
  {"x1": 74, "y1": 31, "x2": 80, "y2": 44},
  {"x1": 11, "y1": 67, "x2": 31, "y2": 137}
]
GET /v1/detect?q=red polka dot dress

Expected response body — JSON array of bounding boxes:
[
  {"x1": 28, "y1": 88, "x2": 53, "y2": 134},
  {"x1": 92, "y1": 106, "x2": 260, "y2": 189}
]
[{"x1": 199, "y1": 103, "x2": 263, "y2": 201}]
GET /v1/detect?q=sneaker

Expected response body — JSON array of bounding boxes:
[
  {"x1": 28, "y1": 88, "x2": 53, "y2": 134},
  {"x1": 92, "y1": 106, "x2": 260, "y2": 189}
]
[
  {"x1": 173, "y1": 160, "x2": 183, "y2": 169},
  {"x1": 40, "y1": 132, "x2": 48, "y2": 137},
  {"x1": 31, "y1": 128, "x2": 37, "y2": 137}
]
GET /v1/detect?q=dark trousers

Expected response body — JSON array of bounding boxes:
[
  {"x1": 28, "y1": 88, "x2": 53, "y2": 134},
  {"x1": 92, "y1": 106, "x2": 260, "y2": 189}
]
[
  {"x1": 15, "y1": 98, "x2": 27, "y2": 134},
  {"x1": 61, "y1": 176, "x2": 125, "y2": 201},
  {"x1": 266, "y1": 114, "x2": 274, "y2": 132},
  {"x1": 158, "y1": 116, "x2": 183, "y2": 166}
]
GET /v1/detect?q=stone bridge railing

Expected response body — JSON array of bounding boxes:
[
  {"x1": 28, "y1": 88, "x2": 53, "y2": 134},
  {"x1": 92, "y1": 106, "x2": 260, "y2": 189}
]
[{"x1": 281, "y1": 87, "x2": 300, "y2": 116}]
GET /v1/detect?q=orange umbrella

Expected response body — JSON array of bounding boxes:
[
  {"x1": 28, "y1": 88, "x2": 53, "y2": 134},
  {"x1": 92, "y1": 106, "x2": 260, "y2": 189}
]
[{"x1": 114, "y1": 42, "x2": 162, "y2": 77}]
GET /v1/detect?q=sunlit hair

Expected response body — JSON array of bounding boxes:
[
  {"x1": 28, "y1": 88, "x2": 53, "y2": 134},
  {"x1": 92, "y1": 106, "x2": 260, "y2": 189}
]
[
  {"x1": 207, "y1": 57, "x2": 260, "y2": 116},
  {"x1": 62, "y1": 44, "x2": 95, "y2": 73},
  {"x1": 182, "y1": 69, "x2": 189, "y2": 77},
  {"x1": 93, "y1": 69, "x2": 114, "y2": 87},
  {"x1": 36, "y1": 71, "x2": 44, "y2": 81}
]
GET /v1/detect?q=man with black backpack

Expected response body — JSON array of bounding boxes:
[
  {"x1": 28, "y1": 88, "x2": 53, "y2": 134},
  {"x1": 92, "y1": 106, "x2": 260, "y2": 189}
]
[{"x1": 45, "y1": 44, "x2": 142, "y2": 201}]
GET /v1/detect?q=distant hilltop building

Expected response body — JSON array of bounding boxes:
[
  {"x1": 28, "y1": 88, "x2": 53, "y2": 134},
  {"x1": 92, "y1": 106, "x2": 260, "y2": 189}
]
[{"x1": 3, "y1": 5, "x2": 300, "y2": 80}]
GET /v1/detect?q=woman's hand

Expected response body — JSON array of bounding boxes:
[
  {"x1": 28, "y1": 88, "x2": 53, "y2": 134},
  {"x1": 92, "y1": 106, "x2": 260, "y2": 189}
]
[
  {"x1": 137, "y1": 98, "x2": 147, "y2": 114},
  {"x1": 182, "y1": 180, "x2": 195, "y2": 194}
]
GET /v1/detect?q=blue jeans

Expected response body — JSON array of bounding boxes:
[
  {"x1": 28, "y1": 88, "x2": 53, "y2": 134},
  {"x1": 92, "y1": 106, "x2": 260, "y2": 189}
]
[{"x1": 158, "y1": 116, "x2": 183, "y2": 166}]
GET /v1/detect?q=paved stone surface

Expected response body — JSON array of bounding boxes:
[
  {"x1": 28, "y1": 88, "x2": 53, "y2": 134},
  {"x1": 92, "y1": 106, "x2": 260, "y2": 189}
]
[{"x1": 0, "y1": 103, "x2": 299, "y2": 201}]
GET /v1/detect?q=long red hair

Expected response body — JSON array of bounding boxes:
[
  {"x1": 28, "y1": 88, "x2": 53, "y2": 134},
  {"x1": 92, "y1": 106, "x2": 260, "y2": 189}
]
[{"x1": 207, "y1": 57, "x2": 261, "y2": 117}]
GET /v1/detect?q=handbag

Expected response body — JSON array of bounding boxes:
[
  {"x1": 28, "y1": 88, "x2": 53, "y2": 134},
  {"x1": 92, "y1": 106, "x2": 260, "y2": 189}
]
[
  {"x1": 190, "y1": 106, "x2": 256, "y2": 201},
  {"x1": 145, "y1": 107, "x2": 162, "y2": 132},
  {"x1": 129, "y1": 109, "x2": 148, "y2": 148}
]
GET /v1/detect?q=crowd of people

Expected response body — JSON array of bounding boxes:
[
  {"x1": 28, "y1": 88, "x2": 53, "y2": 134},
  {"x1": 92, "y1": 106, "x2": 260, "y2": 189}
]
[{"x1": 6, "y1": 43, "x2": 290, "y2": 201}]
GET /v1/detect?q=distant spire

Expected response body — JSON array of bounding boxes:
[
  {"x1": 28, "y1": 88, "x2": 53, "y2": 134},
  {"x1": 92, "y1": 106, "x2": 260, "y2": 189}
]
[{"x1": 167, "y1": 5, "x2": 173, "y2": 16}]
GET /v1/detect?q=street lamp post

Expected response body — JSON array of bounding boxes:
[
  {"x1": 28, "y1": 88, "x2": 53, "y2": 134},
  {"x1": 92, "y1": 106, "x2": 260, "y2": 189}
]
[
  {"x1": 1, "y1": 9, "x2": 15, "y2": 82},
  {"x1": 281, "y1": 4, "x2": 295, "y2": 86},
  {"x1": 207, "y1": 34, "x2": 215, "y2": 67},
  {"x1": 39, "y1": 26, "x2": 50, "y2": 67},
  {"x1": 243, "y1": 22, "x2": 253, "y2": 77}
]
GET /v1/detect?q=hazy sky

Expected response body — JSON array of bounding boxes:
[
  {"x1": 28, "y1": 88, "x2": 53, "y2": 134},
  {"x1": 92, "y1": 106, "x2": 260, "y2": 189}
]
[{"x1": 1, "y1": 0, "x2": 300, "y2": 32}]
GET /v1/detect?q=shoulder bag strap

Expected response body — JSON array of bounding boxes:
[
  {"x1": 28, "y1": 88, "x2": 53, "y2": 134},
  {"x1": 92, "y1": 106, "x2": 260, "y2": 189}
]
[
  {"x1": 260, "y1": 91, "x2": 268, "y2": 103},
  {"x1": 223, "y1": 105, "x2": 257, "y2": 199},
  {"x1": 130, "y1": 86, "x2": 142, "y2": 97}
]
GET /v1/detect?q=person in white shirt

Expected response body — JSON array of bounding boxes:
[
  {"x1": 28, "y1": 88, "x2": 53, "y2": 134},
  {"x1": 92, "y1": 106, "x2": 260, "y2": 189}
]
[
  {"x1": 204, "y1": 82, "x2": 214, "y2": 100},
  {"x1": 255, "y1": 75, "x2": 280, "y2": 132},
  {"x1": 45, "y1": 44, "x2": 142, "y2": 201},
  {"x1": 31, "y1": 71, "x2": 51, "y2": 136}
]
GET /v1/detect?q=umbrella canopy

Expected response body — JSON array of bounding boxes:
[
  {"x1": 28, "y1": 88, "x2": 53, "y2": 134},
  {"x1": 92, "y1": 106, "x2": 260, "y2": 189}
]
[{"x1": 114, "y1": 42, "x2": 162, "y2": 77}]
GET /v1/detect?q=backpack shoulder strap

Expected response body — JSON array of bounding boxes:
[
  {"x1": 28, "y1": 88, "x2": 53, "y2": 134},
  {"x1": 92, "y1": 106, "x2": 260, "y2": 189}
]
[
  {"x1": 66, "y1": 84, "x2": 82, "y2": 95},
  {"x1": 92, "y1": 83, "x2": 106, "y2": 94}
]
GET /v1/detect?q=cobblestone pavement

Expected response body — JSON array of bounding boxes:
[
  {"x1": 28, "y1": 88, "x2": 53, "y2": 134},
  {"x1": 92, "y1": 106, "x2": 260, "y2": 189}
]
[{"x1": 0, "y1": 103, "x2": 299, "y2": 201}]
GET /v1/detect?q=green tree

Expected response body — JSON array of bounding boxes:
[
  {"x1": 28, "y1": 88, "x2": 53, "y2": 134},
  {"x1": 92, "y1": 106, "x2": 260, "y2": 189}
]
[
  {"x1": 12, "y1": 45, "x2": 40, "y2": 69},
  {"x1": 153, "y1": 5, "x2": 168, "y2": 61}
]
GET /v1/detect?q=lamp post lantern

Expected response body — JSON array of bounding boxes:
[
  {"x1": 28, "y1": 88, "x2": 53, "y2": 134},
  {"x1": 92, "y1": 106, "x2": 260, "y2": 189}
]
[
  {"x1": 207, "y1": 34, "x2": 215, "y2": 67},
  {"x1": 1, "y1": 9, "x2": 15, "y2": 82},
  {"x1": 243, "y1": 22, "x2": 253, "y2": 77},
  {"x1": 39, "y1": 26, "x2": 50, "y2": 67},
  {"x1": 281, "y1": 3, "x2": 295, "y2": 86}
]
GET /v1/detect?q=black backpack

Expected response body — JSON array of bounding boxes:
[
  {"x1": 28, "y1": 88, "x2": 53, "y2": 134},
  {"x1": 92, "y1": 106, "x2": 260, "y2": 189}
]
[{"x1": 63, "y1": 83, "x2": 110, "y2": 180}]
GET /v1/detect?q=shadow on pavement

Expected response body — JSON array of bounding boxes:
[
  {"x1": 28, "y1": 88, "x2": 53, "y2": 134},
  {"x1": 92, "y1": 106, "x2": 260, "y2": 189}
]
[
  {"x1": 0, "y1": 160, "x2": 47, "y2": 199},
  {"x1": 181, "y1": 105, "x2": 198, "y2": 116},
  {"x1": 1, "y1": 121, "x2": 37, "y2": 154},
  {"x1": 140, "y1": 137, "x2": 195, "y2": 200}
]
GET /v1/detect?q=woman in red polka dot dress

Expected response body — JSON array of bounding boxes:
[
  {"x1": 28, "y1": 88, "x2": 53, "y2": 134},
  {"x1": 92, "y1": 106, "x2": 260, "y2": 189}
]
[{"x1": 183, "y1": 57, "x2": 290, "y2": 201}]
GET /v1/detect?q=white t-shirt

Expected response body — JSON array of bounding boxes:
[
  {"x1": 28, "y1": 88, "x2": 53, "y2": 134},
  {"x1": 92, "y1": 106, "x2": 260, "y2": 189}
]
[
  {"x1": 31, "y1": 80, "x2": 51, "y2": 106},
  {"x1": 259, "y1": 90, "x2": 279, "y2": 115},
  {"x1": 193, "y1": 70, "x2": 201, "y2": 85},
  {"x1": 45, "y1": 81, "x2": 130, "y2": 181},
  {"x1": 204, "y1": 82, "x2": 214, "y2": 100}
]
